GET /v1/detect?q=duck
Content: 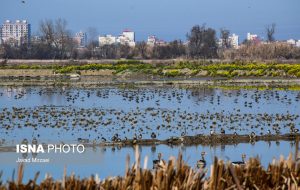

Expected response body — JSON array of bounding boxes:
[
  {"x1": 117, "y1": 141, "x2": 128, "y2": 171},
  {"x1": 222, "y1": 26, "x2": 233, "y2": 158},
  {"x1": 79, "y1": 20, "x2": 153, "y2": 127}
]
[
  {"x1": 232, "y1": 154, "x2": 246, "y2": 166},
  {"x1": 197, "y1": 152, "x2": 207, "y2": 169}
]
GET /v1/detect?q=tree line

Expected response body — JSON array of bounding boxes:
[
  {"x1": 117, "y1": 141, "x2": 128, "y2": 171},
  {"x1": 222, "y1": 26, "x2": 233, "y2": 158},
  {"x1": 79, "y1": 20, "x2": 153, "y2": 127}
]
[{"x1": 1, "y1": 19, "x2": 300, "y2": 60}]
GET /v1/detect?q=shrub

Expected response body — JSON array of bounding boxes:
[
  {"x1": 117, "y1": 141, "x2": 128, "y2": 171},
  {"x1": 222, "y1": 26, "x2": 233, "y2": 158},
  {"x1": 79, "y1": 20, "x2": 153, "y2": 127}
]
[{"x1": 164, "y1": 69, "x2": 180, "y2": 77}]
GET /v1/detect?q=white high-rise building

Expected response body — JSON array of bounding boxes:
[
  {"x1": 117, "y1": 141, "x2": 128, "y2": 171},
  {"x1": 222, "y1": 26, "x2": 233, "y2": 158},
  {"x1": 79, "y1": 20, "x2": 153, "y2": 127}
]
[
  {"x1": 74, "y1": 31, "x2": 87, "y2": 47},
  {"x1": 229, "y1": 33, "x2": 239, "y2": 49},
  {"x1": 1, "y1": 20, "x2": 31, "y2": 46},
  {"x1": 122, "y1": 30, "x2": 135, "y2": 42}
]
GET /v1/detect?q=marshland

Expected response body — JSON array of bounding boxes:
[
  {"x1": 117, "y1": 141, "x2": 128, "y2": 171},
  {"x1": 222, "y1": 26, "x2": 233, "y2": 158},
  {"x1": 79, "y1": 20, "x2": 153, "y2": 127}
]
[{"x1": 0, "y1": 75, "x2": 300, "y2": 186}]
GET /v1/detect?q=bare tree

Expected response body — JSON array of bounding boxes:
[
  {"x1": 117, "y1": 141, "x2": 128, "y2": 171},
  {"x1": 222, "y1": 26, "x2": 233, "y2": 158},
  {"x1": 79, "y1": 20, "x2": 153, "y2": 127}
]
[
  {"x1": 266, "y1": 23, "x2": 276, "y2": 42},
  {"x1": 187, "y1": 24, "x2": 218, "y2": 58},
  {"x1": 87, "y1": 27, "x2": 98, "y2": 44},
  {"x1": 54, "y1": 18, "x2": 71, "y2": 58},
  {"x1": 220, "y1": 28, "x2": 230, "y2": 49},
  {"x1": 86, "y1": 27, "x2": 99, "y2": 59},
  {"x1": 135, "y1": 41, "x2": 148, "y2": 59},
  {"x1": 39, "y1": 19, "x2": 55, "y2": 46},
  {"x1": 39, "y1": 18, "x2": 73, "y2": 59}
]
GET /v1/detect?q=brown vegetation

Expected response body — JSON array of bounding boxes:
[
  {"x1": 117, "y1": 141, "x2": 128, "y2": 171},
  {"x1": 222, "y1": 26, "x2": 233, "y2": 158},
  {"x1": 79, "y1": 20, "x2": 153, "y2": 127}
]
[
  {"x1": 220, "y1": 42, "x2": 300, "y2": 60},
  {"x1": 1, "y1": 147, "x2": 300, "y2": 190}
]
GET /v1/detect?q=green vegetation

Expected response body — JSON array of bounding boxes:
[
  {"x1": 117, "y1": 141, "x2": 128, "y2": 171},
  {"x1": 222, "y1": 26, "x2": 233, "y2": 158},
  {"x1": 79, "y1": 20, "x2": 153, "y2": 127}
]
[
  {"x1": 164, "y1": 69, "x2": 181, "y2": 77},
  {"x1": 211, "y1": 85, "x2": 300, "y2": 91},
  {"x1": 1, "y1": 60, "x2": 300, "y2": 78}
]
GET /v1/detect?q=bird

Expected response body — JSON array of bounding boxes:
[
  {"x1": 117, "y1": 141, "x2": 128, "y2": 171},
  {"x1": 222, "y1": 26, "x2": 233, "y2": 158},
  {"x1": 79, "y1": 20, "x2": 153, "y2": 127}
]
[
  {"x1": 151, "y1": 132, "x2": 156, "y2": 139},
  {"x1": 221, "y1": 128, "x2": 225, "y2": 135},
  {"x1": 153, "y1": 153, "x2": 166, "y2": 170},
  {"x1": 132, "y1": 134, "x2": 138, "y2": 144},
  {"x1": 32, "y1": 137, "x2": 38, "y2": 145},
  {"x1": 232, "y1": 154, "x2": 246, "y2": 166},
  {"x1": 21, "y1": 138, "x2": 28, "y2": 145},
  {"x1": 249, "y1": 132, "x2": 256, "y2": 139},
  {"x1": 21, "y1": 0, "x2": 25, "y2": 3},
  {"x1": 197, "y1": 152, "x2": 207, "y2": 169},
  {"x1": 77, "y1": 138, "x2": 89, "y2": 143}
]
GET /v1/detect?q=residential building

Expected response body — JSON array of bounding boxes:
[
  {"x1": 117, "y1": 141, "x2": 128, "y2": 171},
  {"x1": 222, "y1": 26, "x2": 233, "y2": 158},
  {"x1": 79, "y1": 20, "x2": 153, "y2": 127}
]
[
  {"x1": 74, "y1": 31, "x2": 87, "y2": 47},
  {"x1": 1, "y1": 20, "x2": 31, "y2": 46},
  {"x1": 229, "y1": 33, "x2": 239, "y2": 49},
  {"x1": 99, "y1": 34, "x2": 117, "y2": 46},
  {"x1": 99, "y1": 29, "x2": 135, "y2": 47},
  {"x1": 122, "y1": 30, "x2": 135, "y2": 42},
  {"x1": 30, "y1": 35, "x2": 42, "y2": 44},
  {"x1": 156, "y1": 40, "x2": 167, "y2": 46},
  {"x1": 218, "y1": 33, "x2": 239, "y2": 49},
  {"x1": 147, "y1": 35, "x2": 167, "y2": 46},
  {"x1": 117, "y1": 30, "x2": 135, "y2": 47},
  {"x1": 287, "y1": 39, "x2": 296, "y2": 46},
  {"x1": 296, "y1": 40, "x2": 300, "y2": 47},
  {"x1": 247, "y1": 33, "x2": 258, "y2": 41},
  {"x1": 147, "y1": 35, "x2": 157, "y2": 46}
]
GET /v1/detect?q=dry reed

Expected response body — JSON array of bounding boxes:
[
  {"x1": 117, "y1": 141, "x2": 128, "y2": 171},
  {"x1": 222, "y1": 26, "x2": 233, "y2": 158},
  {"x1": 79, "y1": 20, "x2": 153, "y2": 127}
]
[{"x1": 1, "y1": 147, "x2": 300, "y2": 190}]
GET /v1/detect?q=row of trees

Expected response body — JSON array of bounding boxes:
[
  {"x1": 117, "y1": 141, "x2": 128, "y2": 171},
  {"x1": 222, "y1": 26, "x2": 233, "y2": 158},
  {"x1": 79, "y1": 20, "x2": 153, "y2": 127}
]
[{"x1": 1, "y1": 19, "x2": 299, "y2": 60}]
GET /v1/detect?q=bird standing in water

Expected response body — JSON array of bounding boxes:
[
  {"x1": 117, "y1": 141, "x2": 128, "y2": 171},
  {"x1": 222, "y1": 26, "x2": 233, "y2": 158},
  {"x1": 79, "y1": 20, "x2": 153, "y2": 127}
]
[
  {"x1": 232, "y1": 154, "x2": 246, "y2": 166},
  {"x1": 197, "y1": 152, "x2": 207, "y2": 169},
  {"x1": 153, "y1": 153, "x2": 166, "y2": 170}
]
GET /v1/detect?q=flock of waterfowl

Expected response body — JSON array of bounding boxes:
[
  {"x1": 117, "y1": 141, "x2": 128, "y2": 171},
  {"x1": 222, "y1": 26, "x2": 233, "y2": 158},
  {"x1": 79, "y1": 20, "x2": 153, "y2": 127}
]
[{"x1": 0, "y1": 86, "x2": 299, "y2": 145}]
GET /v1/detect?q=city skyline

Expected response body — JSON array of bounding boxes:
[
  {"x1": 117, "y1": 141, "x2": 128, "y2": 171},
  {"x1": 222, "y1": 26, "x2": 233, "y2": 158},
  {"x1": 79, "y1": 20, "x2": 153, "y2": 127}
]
[
  {"x1": 2, "y1": 19, "x2": 300, "y2": 49},
  {"x1": 0, "y1": 0, "x2": 299, "y2": 42}
]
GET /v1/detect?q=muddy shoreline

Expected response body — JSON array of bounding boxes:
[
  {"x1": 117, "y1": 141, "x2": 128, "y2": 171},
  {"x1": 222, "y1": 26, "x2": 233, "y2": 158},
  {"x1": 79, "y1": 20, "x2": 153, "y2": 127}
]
[
  {"x1": 1, "y1": 133, "x2": 299, "y2": 152},
  {"x1": 95, "y1": 133, "x2": 300, "y2": 146},
  {"x1": 0, "y1": 76, "x2": 300, "y2": 87}
]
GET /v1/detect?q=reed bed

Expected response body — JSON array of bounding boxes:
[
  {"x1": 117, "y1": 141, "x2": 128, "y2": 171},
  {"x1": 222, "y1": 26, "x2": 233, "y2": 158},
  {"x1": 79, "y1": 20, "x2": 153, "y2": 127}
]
[{"x1": 1, "y1": 147, "x2": 300, "y2": 189}]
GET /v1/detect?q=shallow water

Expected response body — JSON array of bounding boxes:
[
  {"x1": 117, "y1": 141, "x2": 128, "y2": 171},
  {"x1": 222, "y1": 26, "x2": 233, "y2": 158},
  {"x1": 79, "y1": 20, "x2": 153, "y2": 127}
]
[
  {"x1": 0, "y1": 85, "x2": 299, "y2": 143},
  {"x1": 0, "y1": 84, "x2": 299, "y2": 182}
]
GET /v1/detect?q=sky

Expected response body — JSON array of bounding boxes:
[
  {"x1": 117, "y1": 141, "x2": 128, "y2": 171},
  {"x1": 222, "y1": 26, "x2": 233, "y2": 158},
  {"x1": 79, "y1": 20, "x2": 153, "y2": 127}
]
[{"x1": 0, "y1": 0, "x2": 300, "y2": 42}]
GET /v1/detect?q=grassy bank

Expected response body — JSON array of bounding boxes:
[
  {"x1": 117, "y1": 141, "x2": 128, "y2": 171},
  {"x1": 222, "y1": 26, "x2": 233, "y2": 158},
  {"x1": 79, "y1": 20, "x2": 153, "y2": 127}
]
[{"x1": 1, "y1": 60, "x2": 300, "y2": 78}]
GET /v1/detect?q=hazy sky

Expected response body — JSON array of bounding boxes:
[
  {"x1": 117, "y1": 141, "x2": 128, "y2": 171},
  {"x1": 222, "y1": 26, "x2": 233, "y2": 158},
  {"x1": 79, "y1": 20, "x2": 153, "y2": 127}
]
[{"x1": 1, "y1": 0, "x2": 299, "y2": 41}]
